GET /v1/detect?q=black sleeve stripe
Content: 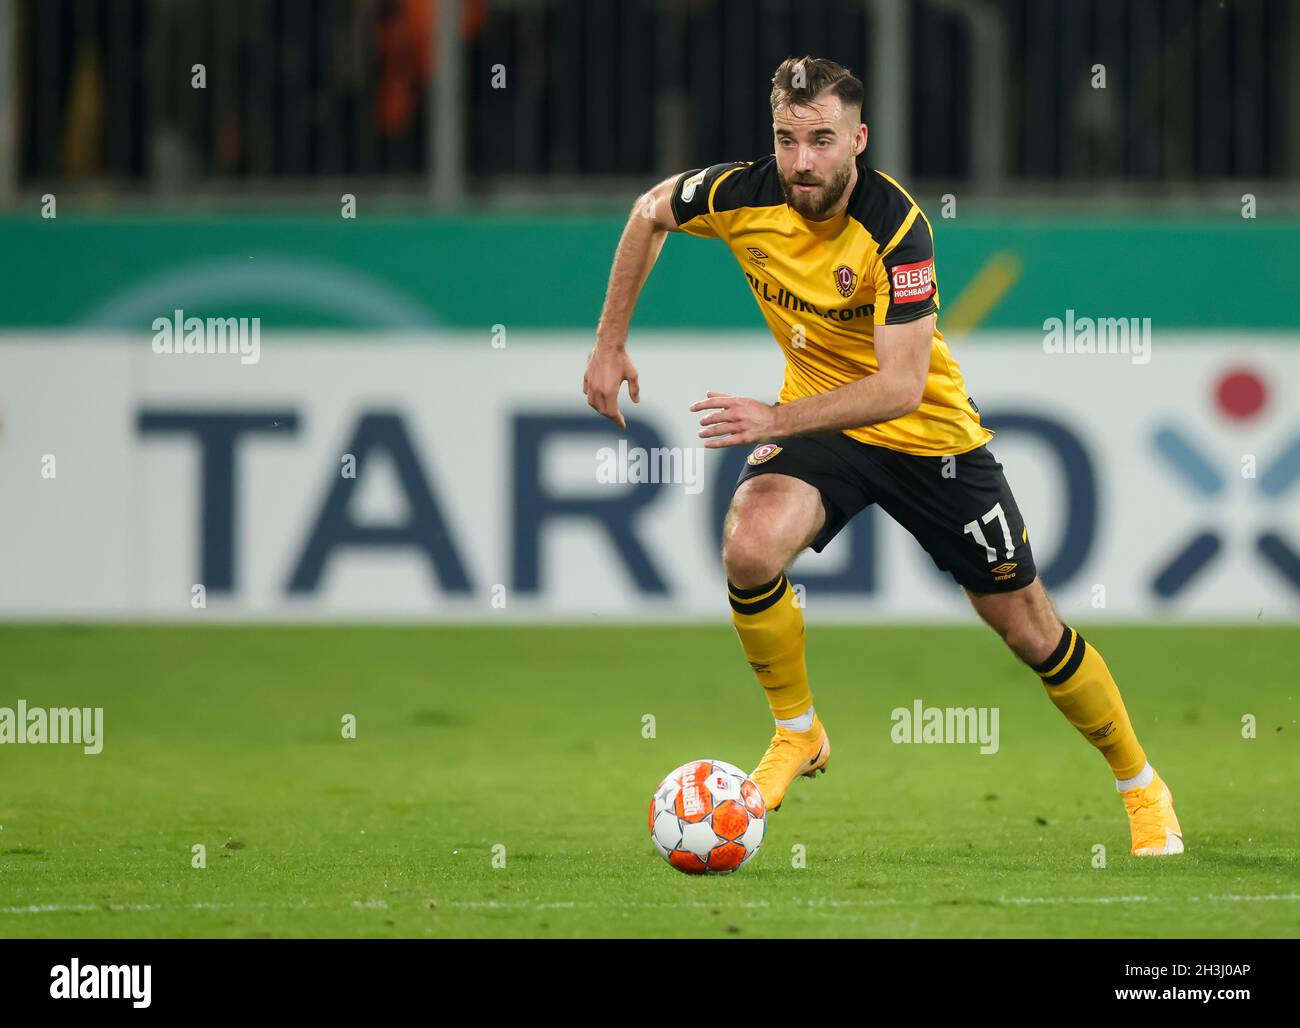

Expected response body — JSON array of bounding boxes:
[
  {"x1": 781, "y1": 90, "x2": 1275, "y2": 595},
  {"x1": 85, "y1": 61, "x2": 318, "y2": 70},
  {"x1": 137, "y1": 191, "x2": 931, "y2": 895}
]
[
  {"x1": 881, "y1": 215, "x2": 935, "y2": 271},
  {"x1": 709, "y1": 156, "x2": 784, "y2": 213},
  {"x1": 874, "y1": 191, "x2": 938, "y2": 324},
  {"x1": 882, "y1": 301, "x2": 937, "y2": 325},
  {"x1": 880, "y1": 204, "x2": 923, "y2": 260},
  {"x1": 706, "y1": 165, "x2": 746, "y2": 214},
  {"x1": 670, "y1": 157, "x2": 784, "y2": 229},
  {"x1": 849, "y1": 163, "x2": 920, "y2": 253}
]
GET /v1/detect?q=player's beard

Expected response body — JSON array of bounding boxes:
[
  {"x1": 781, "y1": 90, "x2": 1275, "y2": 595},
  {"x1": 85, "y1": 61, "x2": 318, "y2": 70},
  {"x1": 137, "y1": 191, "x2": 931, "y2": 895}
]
[{"x1": 780, "y1": 157, "x2": 854, "y2": 219}]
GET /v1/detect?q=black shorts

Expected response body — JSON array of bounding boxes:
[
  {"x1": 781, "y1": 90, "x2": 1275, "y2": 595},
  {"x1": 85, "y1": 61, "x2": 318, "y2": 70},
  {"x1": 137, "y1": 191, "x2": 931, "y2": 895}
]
[{"x1": 735, "y1": 434, "x2": 1037, "y2": 594}]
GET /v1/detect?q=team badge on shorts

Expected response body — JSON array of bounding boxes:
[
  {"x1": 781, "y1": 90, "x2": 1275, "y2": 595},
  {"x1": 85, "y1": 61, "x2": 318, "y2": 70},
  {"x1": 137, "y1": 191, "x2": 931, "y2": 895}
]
[
  {"x1": 833, "y1": 264, "x2": 857, "y2": 298},
  {"x1": 747, "y1": 443, "x2": 783, "y2": 466}
]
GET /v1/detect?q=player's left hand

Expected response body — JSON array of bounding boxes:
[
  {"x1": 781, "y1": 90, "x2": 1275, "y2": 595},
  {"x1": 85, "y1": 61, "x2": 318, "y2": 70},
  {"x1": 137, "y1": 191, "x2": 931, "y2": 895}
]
[{"x1": 690, "y1": 391, "x2": 779, "y2": 448}]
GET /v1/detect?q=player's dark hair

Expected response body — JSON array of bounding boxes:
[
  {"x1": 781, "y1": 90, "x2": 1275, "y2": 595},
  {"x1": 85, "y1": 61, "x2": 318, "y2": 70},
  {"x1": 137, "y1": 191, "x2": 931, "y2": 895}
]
[{"x1": 770, "y1": 56, "x2": 864, "y2": 115}]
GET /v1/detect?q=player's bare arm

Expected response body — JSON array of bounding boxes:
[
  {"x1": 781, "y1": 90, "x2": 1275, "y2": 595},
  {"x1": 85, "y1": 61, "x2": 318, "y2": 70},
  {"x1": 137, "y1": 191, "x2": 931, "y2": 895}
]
[
  {"x1": 690, "y1": 314, "x2": 934, "y2": 447},
  {"x1": 582, "y1": 175, "x2": 682, "y2": 430}
]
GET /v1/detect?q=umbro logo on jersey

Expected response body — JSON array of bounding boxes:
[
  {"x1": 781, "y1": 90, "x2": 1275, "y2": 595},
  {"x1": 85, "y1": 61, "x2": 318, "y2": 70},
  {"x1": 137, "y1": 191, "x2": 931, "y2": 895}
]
[
  {"x1": 833, "y1": 264, "x2": 857, "y2": 298},
  {"x1": 747, "y1": 247, "x2": 769, "y2": 266}
]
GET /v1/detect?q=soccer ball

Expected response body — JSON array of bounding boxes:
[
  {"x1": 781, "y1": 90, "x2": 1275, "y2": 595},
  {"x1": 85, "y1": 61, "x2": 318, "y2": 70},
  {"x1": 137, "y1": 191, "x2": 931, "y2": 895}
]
[{"x1": 648, "y1": 759, "x2": 767, "y2": 874}]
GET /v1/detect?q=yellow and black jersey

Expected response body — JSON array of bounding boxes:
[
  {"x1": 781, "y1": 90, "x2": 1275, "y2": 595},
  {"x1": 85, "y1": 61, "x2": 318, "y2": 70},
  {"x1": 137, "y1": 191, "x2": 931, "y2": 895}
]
[{"x1": 670, "y1": 152, "x2": 991, "y2": 457}]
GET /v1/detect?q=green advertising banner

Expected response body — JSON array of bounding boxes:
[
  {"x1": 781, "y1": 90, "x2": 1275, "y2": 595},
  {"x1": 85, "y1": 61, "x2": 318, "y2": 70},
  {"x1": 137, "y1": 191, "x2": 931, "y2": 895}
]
[{"x1": 1, "y1": 216, "x2": 1295, "y2": 331}]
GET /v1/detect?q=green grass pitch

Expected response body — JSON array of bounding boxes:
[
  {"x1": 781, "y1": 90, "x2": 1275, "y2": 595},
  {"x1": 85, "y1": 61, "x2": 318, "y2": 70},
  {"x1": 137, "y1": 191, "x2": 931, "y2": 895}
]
[{"x1": 0, "y1": 624, "x2": 1296, "y2": 938}]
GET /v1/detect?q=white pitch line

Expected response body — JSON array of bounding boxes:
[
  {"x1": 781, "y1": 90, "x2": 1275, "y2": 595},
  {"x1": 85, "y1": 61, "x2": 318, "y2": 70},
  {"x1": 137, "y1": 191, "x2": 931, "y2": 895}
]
[
  {"x1": 997, "y1": 894, "x2": 1300, "y2": 906},
  {"x1": 2, "y1": 894, "x2": 1297, "y2": 916},
  {"x1": 1, "y1": 900, "x2": 287, "y2": 915},
  {"x1": 446, "y1": 894, "x2": 1300, "y2": 912}
]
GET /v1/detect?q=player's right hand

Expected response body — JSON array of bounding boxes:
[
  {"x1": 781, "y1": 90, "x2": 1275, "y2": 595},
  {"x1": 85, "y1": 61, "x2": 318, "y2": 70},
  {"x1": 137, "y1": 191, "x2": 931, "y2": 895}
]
[{"x1": 583, "y1": 344, "x2": 640, "y2": 430}]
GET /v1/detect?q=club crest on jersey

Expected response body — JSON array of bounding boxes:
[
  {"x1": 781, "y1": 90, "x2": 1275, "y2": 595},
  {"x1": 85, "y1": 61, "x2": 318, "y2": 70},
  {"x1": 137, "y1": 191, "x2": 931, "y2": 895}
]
[
  {"x1": 748, "y1": 443, "x2": 782, "y2": 466},
  {"x1": 833, "y1": 264, "x2": 857, "y2": 298}
]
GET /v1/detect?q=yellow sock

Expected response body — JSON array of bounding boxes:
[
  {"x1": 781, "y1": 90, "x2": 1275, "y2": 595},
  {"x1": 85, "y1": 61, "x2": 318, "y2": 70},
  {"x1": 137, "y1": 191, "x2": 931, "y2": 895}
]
[
  {"x1": 1034, "y1": 625, "x2": 1147, "y2": 780},
  {"x1": 728, "y1": 574, "x2": 812, "y2": 721}
]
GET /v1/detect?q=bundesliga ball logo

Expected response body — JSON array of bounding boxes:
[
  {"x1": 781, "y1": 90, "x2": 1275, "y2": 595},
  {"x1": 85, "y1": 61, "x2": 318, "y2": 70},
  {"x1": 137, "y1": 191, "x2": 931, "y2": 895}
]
[{"x1": 648, "y1": 759, "x2": 767, "y2": 874}]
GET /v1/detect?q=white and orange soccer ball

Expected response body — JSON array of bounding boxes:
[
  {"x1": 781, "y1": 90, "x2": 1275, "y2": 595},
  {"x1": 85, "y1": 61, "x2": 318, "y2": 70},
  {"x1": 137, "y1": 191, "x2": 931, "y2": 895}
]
[{"x1": 648, "y1": 759, "x2": 767, "y2": 874}]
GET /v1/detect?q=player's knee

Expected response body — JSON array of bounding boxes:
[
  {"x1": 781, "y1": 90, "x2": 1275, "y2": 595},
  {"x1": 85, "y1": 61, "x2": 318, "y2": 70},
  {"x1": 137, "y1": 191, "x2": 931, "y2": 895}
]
[
  {"x1": 722, "y1": 531, "x2": 787, "y2": 591},
  {"x1": 970, "y1": 580, "x2": 1062, "y2": 667},
  {"x1": 996, "y1": 618, "x2": 1059, "y2": 667},
  {"x1": 999, "y1": 623, "x2": 1040, "y2": 665}
]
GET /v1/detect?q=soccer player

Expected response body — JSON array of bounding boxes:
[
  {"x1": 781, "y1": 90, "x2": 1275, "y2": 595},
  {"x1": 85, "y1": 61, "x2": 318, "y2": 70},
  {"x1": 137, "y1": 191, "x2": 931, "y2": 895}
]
[{"x1": 583, "y1": 57, "x2": 1183, "y2": 856}]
